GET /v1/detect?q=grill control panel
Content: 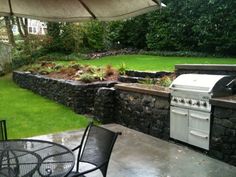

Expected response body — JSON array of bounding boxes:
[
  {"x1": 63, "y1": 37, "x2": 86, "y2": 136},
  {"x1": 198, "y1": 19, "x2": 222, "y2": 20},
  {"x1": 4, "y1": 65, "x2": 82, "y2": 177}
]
[{"x1": 171, "y1": 96, "x2": 211, "y2": 112}]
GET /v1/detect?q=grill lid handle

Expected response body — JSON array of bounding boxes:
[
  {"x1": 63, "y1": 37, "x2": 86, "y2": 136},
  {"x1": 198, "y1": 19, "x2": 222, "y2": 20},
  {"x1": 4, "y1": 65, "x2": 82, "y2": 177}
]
[{"x1": 226, "y1": 78, "x2": 236, "y2": 90}]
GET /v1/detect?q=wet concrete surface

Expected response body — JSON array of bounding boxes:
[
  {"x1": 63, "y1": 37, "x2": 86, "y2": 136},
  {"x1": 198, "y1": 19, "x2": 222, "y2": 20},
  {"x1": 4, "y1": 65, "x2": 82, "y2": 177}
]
[{"x1": 31, "y1": 124, "x2": 236, "y2": 177}]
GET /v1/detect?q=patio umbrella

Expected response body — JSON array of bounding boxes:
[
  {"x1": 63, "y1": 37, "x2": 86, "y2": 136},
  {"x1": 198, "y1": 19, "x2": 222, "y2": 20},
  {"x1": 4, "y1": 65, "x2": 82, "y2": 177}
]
[{"x1": 0, "y1": 0, "x2": 164, "y2": 22}]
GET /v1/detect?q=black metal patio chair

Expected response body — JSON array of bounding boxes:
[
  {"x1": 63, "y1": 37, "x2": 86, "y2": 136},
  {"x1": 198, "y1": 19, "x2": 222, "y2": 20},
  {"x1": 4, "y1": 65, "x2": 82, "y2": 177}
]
[
  {"x1": 67, "y1": 122, "x2": 121, "y2": 177},
  {"x1": 0, "y1": 120, "x2": 7, "y2": 141}
]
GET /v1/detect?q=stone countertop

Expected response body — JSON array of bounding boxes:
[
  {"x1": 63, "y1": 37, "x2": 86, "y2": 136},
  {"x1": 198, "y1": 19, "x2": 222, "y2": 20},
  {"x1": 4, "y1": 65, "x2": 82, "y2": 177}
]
[
  {"x1": 115, "y1": 83, "x2": 170, "y2": 98},
  {"x1": 175, "y1": 64, "x2": 236, "y2": 71},
  {"x1": 210, "y1": 95, "x2": 236, "y2": 109}
]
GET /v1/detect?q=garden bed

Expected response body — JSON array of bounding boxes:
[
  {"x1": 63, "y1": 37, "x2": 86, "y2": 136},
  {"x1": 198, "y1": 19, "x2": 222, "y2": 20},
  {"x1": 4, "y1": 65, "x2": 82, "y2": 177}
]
[{"x1": 23, "y1": 61, "x2": 120, "y2": 83}]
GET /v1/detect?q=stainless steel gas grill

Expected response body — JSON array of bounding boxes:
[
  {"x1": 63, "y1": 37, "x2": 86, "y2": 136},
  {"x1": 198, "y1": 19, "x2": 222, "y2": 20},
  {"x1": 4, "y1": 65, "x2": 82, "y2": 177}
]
[{"x1": 169, "y1": 74, "x2": 235, "y2": 150}]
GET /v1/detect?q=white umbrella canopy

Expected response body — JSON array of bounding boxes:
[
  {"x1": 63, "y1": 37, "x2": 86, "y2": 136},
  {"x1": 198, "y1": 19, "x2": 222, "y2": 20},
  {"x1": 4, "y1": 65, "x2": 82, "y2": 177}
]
[{"x1": 0, "y1": 0, "x2": 164, "y2": 22}]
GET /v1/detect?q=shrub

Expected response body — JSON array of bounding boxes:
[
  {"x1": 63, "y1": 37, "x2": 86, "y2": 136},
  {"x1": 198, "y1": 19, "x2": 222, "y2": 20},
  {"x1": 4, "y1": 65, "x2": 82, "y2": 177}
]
[
  {"x1": 38, "y1": 67, "x2": 55, "y2": 75},
  {"x1": 104, "y1": 65, "x2": 116, "y2": 77},
  {"x1": 118, "y1": 62, "x2": 127, "y2": 75},
  {"x1": 139, "y1": 50, "x2": 211, "y2": 57},
  {"x1": 82, "y1": 21, "x2": 106, "y2": 52},
  {"x1": 93, "y1": 69, "x2": 105, "y2": 81},
  {"x1": 45, "y1": 22, "x2": 61, "y2": 52},
  {"x1": 159, "y1": 76, "x2": 172, "y2": 87},
  {"x1": 60, "y1": 23, "x2": 83, "y2": 53},
  {"x1": 77, "y1": 73, "x2": 96, "y2": 83},
  {"x1": 12, "y1": 55, "x2": 35, "y2": 69},
  {"x1": 38, "y1": 52, "x2": 87, "y2": 61}
]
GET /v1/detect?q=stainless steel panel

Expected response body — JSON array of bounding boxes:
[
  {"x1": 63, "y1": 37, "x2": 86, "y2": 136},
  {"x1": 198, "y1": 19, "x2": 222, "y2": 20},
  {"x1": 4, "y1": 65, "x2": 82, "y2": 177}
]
[
  {"x1": 188, "y1": 128, "x2": 209, "y2": 150},
  {"x1": 170, "y1": 74, "x2": 234, "y2": 94},
  {"x1": 189, "y1": 110, "x2": 211, "y2": 132},
  {"x1": 170, "y1": 107, "x2": 188, "y2": 143},
  {"x1": 171, "y1": 96, "x2": 211, "y2": 112}
]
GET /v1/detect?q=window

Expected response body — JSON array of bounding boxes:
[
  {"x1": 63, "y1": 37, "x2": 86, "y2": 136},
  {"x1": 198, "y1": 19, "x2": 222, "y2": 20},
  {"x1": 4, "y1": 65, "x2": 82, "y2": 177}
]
[{"x1": 29, "y1": 27, "x2": 32, "y2": 33}]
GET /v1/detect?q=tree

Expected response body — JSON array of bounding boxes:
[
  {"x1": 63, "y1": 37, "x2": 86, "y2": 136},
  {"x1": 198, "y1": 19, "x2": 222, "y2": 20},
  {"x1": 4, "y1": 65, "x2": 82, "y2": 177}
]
[
  {"x1": 45, "y1": 22, "x2": 61, "y2": 52},
  {"x1": 4, "y1": 16, "x2": 15, "y2": 47},
  {"x1": 16, "y1": 17, "x2": 30, "y2": 53},
  {"x1": 146, "y1": 0, "x2": 236, "y2": 55}
]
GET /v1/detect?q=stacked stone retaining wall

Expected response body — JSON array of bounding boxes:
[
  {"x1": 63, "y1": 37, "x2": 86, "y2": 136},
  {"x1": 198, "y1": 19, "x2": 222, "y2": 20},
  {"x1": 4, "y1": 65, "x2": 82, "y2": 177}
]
[{"x1": 13, "y1": 71, "x2": 117, "y2": 114}]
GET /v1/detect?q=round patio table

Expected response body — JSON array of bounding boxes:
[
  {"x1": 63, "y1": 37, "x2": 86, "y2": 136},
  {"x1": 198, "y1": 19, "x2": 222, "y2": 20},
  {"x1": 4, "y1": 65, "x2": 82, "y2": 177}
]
[{"x1": 0, "y1": 139, "x2": 75, "y2": 177}]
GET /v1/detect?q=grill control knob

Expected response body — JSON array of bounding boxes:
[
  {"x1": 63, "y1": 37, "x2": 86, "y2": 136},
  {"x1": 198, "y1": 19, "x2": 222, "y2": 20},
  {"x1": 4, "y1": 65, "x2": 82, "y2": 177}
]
[
  {"x1": 196, "y1": 101, "x2": 200, "y2": 106},
  {"x1": 188, "y1": 100, "x2": 192, "y2": 105},
  {"x1": 173, "y1": 98, "x2": 178, "y2": 102},
  {"x1": 202, "y1": 102, "x2": 207, "y2": 107},
  {"x1": 181, "y1": 99, "x2": 185, "y2": 103}
]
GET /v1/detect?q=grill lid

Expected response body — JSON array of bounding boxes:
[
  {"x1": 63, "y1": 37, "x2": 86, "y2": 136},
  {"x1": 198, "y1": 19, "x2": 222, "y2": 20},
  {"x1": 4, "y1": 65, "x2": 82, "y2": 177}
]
[{"x1": 170, "y1": 74, "x2": 234, "y2": 93}]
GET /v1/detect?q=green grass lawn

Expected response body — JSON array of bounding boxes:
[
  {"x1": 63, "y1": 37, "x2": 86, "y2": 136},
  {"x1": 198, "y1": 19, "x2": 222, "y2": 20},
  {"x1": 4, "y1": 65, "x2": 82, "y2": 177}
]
[
  {"x1": 0, "y1": 74, "x2": 90, "y2": 139},
  {"x1": 74, "y1": 55, "x2": 236, "y2": 71}
]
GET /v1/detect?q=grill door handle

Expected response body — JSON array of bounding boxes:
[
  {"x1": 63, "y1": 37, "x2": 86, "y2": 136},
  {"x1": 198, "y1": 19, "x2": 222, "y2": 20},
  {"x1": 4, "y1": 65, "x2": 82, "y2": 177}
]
[
  {"x1": 171, "y1": 110, "x2": 187, "y2": 116},
  {"x1": 190, "y1": 114, "x2": 209, "y2": 121},
  {"x1": 190, "y1": 130, "x2": 208, "y2": 139}
]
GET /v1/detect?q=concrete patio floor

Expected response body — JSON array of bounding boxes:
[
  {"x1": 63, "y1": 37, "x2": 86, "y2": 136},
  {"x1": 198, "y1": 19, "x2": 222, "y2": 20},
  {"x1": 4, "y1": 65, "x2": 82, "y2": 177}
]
[{"x1": 32, "y1": 124, "x2": 236, "y2": 177}]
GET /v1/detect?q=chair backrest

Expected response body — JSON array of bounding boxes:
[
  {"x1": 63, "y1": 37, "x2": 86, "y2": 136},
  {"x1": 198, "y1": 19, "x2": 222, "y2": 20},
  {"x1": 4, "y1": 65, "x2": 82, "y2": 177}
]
[
  {"x1": 76, "y1": 123, "x2": 119, "y2": 177},
  {"x1": 0, "y1": 120, "x2": 7, "y2": 141}
]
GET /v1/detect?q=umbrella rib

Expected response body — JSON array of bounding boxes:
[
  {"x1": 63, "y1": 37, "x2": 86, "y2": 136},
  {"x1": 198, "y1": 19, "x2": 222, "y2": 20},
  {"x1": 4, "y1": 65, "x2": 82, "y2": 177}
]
[
  {"x1": 152, "y1": 0, "x2": 161, "y2": 6},
  {"x1": 8, "y1": 0, "x2": 13, "y2": 16},
  {"x1": 78, "y1": 0, "x2": 97, "y2": 19}
]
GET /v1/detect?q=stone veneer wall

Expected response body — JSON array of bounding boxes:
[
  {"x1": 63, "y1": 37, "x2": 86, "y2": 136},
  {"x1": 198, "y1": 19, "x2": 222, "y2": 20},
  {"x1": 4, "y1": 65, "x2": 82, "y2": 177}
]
[
  {"x1": 13, "y1": 71, "x2": 117, "y2": 114},
  {"x1": 114, "y1": 84, "x2": 170, "y2": 140},
  {"x1": 210, "y1": 106, "x2": 236, "y2": 166},
  {"x1": 94, "y1": 87, "x2": 116, "y2": 123}
]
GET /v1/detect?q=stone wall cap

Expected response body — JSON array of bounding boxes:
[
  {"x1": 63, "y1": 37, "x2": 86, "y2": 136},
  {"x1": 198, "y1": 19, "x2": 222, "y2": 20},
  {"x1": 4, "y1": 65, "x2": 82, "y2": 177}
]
[
  {"x1": 175, "y1": 64, "x2": 236, "y2": 72},
  {"x1": 210, "y1": 95, "x2": 236, "y2": 109},
  {"x1": 13, "y1": 71, "x2": 118, "y2": 86},
  {"x1": 115, "y1": 83, "x2": 170, "y2": 98}
]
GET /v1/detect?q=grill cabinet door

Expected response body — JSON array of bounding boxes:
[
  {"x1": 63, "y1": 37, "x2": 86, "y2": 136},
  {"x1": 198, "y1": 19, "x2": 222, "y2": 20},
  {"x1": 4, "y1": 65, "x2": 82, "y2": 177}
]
[
  {"x1": 170, "y1": 107, "x2": 188, "y2": 143},
  {"x1": 188, "y1": 110, "x2": 210, "y2": 150},
  {"x1": 189, "y1": 110, "x2": 210, "y2": 132}
]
